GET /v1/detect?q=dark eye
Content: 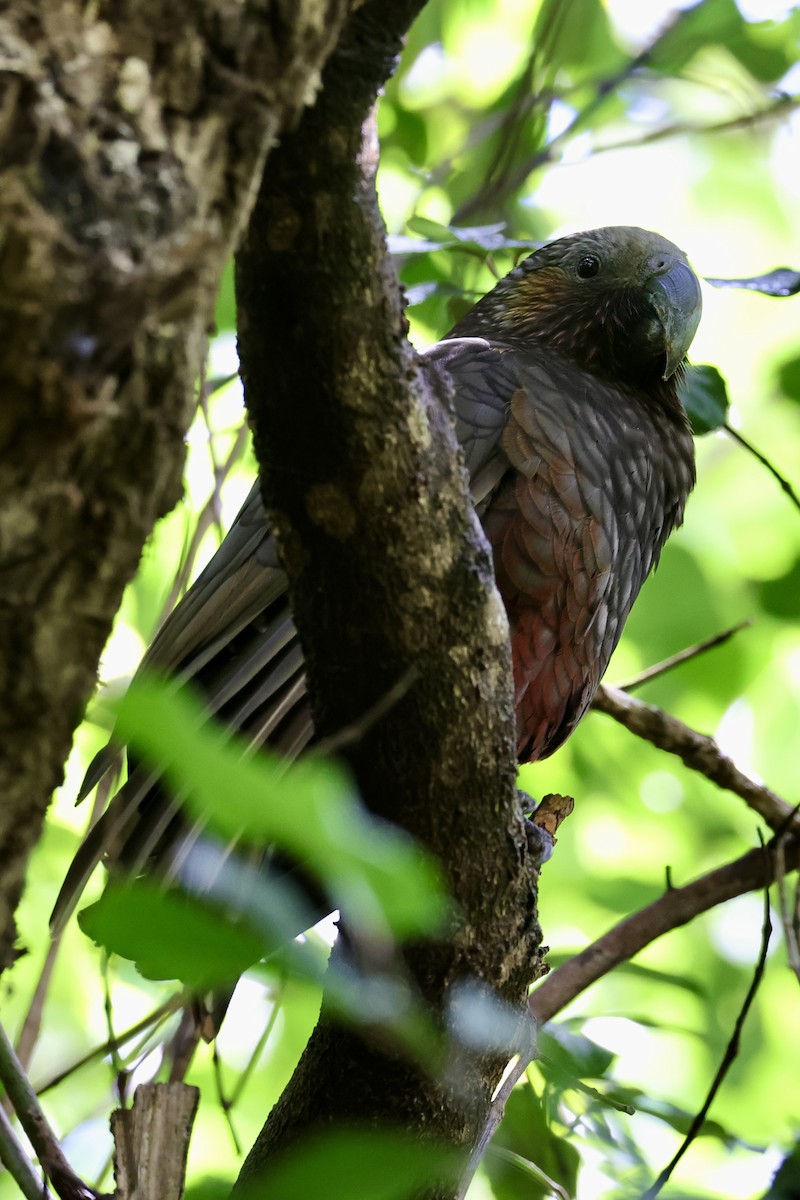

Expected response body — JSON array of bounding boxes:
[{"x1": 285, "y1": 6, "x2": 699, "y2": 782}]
[{"x1": 577, "y1": 255, "x2": 600, "y2": 279}]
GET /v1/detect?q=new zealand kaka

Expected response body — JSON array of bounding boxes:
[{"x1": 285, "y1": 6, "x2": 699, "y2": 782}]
[{"x1": 52, "y1": 225, "x2": 701, "y2": 927}]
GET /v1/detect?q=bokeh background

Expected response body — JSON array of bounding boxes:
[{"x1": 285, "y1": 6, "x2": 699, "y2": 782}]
[{"x1": 5, "y1": 1, "x2": 800, "y2": 1197}]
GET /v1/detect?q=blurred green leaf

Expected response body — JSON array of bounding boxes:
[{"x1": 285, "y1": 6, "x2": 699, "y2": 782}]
[
  {"x1": 115, "y1": 678, "x2": 448, "y2": 941},
  {"x1": 649, "y1": 0, "x2": 744, "y2": 74},
  {"x1": 777, "y1": 354, "x2": 800, "y2": 403},
  {"x1": 680, "y1": 363, "x2": 730, "y2": 434},
  {"x1": 538, "y1": 1023, "x2": 615, "y2": 1082},
  {"x1": 213, "y1": 259, "x2": 236, "y2": 333},
  {"x1": 544, "y1": 956, "x2": 708, "y2": 997},
  {"x1": 757, "y1": 557, "x2": 800, "y2": 619},
  {"x1": 533, "y1": 0, "x2": 623, "y2": 80},
  {"x1": 486, "y1": 1083, "x2": 580, "y2": 1200},
  {"x1": 236, "y1": 1129, "x2": 459, "y2": 1200},
  {"x1": 185, "y1": 1179, "x2": 231, "y2": 1200},
  {"x1": 396, "y1": 217, "x2": 539, "y2": 254},
  {"x1": 79, "y1": 882, "x2": 265, "y2": 989},
  {"x1": 604, "y1": 1085, "x2": 749, "y2": 1146}
]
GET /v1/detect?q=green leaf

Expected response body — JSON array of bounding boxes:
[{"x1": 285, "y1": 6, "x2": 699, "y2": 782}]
[
  {"x1": 79, "y1": 882, "x2": 266, "y2": 989},
  {"x1": 213, "y1": 259, "x2": 236, "y2": 333},
  {"x1": 757, "y1": 557, "x2": 800, "y2": 620},
  {"x1": 650, "y1": 0, "x2": 744, "y2": 75},
  {"x1": 777, "y1": 354, "x2": 800, "y2": 403},
  {"x1": 538, "y1": 1023, "x2": 615, "y2": 1082},
  {"x1": 115, "y1": 678, "x2": 448, "y2": 941},
  {"x1": 533, "y1": 0, "x2": 623, "y2": 80},
  {"x1": 486, "y1": 1083, "x2": 580, "y2": 1200},
  {"x1": 679, "y1": 364, "x2": 730, "y2": 434},
  {"x1": 235, "y1": 1129, "x2": 459, "y2": 1200}
]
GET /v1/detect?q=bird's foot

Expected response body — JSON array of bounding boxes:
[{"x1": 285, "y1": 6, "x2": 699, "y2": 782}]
[{"x1": 518, "y1": 790, "x2": 575, "y2": 866}]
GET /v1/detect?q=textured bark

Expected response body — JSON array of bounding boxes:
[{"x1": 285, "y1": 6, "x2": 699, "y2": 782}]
[
  {"x1": 0, "y1": 0, "x2": 351, "y2": 971},
  {"x1": 234, "y1": 3, "x2": 543, "y2": 1191}
]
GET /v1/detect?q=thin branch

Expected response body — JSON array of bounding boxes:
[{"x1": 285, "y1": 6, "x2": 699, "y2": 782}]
[
  {"x1": 582, "y1": 93, "x2": 800, "y2": 159},
  {"x1": 212, "y1": 1044, "x2": 242, "y2": 1156},
  {"x1": 14, "y1": 934, "x2": 62, "y2": 1073},
  {"x1": 724, "y1": 422, "x2": 800, "y2": 515},
  {"x1": 529, "y1": 837, "x2": 797, "y2": 1026},
  {"x1": 199, "y1": 382, "x2": 229, "y2": 540},
  {"x1": 0, "y1": 1102, "x2": 51, "y2": 1200},
  {"x1": 228, "y1": 974, "x2": 288, "y2": 1109},
  {"x1": 0, "y1": 1021, "x2": 94, "y2": 1200},
  {"x1": 613, "y1": 619, "x2": 752, "y2": 693},
  {"x1": 470, "y1": 837, "x2": 798, "y2": 1187},
  {"x1": 641, "y1": 844, "x2": 773, "y2": 1199},
  {"x1": 591, "y1": 684, "x2": 797, "y2": 833},
  {"x1": 111, "y1": 1082, "x2": 199, "y2": 1200},
  {"x1": 37, "y1": 995, "x2": 184, "y2": 1096},
  {"x1": 454, "y1": 2, "x2": 695, "y2": 222}
]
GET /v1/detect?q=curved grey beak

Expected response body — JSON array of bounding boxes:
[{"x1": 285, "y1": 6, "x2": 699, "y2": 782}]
[{"x1": 646, "y1": 260, "x2": 703, "y2": 379}]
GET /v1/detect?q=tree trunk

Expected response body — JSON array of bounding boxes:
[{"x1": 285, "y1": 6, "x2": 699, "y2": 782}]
[
  {"x1": 0, "y1": 0, "x2": 351, "y2": 971},
  {"x1": 234, "y1": 5, "x2": 543, "y2": 1191}
]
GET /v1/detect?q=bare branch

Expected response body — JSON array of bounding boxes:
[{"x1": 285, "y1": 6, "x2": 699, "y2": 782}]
[
  {"x1": 0, "y1": 1021, "x2": 94, "y2": 1199},
  {"x1": 591, "y1": 684, "x2": 797, "y2": 833},
  {"x1": 530, "y1": 836, "x2": 798, "y2": 1025},
  {"x1": 582, "y1": 93, "x2": 800, "y2": 159},
  {"x1": 14, "y1": 935, "x2": 62, "y2": 1073},
  {"x1": 0, "y1": 1102, "x2": 51, "y2": 1200},
  {"x1": 613, "y1": 619, "x2": 752, "y2": 692}
]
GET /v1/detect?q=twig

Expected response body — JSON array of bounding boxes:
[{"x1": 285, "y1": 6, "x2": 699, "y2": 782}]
[
  {"x1": 641, "y1": 842, "x2": 773, "y2": 1199},
  {"x1": 469, "y1": 835, "x2": 800, "y2": 1182},
  {"x1": 529, "y1": 837, "x2": 797, "y2": 1026},
  {"x1": 199, "y1": 384, "x2": 228, "y2": 539},
  {"x1": 14, "y1": 935, "x2": 62, "y2": 1074},
  {"x1": 591, "y1": 684, "x2": 797, "y2": 833},
  {"x1": 613, "y1": 619, "x2": 752, "y2": 692},
  {"x1": 37, "y1": 995, "x2": 184, "y2": 1096},
  {"x1": 0, "y1": 1101, "x2": 50, "y2": 1200},
  {"x1": 0, "y1": 1020, "x2": 94, "y2": 1200},
  {"x1": 583, "y1": 93, "x2": 800, "y2": 159},
  {"x1": 228, "y1": 974, "x2": 288, "y2": 1109},
  {"x1": 212, "y1": 1044, "x2": 242, "y2": 1155},
  {"x1": 454, "y1": 2, "x2": 692, "y2": 222},
  {"x1": 724, "y1": 423, "x2": 800, "y2": 515}
]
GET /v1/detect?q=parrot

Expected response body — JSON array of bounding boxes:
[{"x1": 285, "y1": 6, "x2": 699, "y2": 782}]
[{"x1": 52, "y1": 225, "x2": 701, "y2": 931}]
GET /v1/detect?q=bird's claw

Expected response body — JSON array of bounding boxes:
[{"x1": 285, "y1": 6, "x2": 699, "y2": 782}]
[{"x1": 518, "y1": 790, "x2": 575, "y2": 866}]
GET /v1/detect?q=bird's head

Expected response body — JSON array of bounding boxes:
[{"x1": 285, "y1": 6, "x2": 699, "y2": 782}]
[{"x1": 452, "y1": 226, "x2": 702, "y2": 390}]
